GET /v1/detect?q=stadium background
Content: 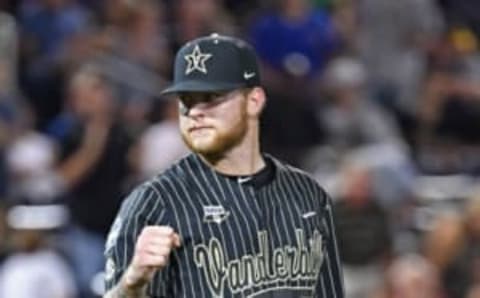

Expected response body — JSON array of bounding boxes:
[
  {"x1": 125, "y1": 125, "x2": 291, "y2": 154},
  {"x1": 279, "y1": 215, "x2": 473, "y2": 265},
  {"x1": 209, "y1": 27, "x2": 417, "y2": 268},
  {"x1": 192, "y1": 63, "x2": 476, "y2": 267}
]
[{"x1": 0, "y1": 0, "x2": 479, "y2": 297}]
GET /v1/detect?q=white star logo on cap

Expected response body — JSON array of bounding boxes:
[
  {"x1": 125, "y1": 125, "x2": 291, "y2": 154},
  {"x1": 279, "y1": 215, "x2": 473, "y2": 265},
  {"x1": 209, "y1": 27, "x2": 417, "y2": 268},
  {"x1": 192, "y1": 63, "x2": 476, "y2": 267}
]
[{"x1": 184, "y1": 45, "x2": 212, "y2": 75}]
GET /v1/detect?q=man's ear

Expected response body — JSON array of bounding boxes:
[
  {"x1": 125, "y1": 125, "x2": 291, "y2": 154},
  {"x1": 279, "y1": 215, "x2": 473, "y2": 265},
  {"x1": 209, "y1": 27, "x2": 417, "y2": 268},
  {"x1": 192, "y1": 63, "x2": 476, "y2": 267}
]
[{"x1": 246, "y1": 87, "x2": 266, "y2": 117}]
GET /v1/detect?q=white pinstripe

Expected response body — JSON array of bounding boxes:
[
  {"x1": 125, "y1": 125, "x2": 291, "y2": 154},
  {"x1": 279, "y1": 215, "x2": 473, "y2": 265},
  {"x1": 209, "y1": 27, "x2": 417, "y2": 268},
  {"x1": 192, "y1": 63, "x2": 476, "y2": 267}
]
[
  {"x1": 288, "y1": 171, "x2": 322, "y2": 292},
  {"x1": 263, "y1": 179, "x2": 284, "y2": 291},
  {"x1": 263, "y1": 172, "x2": 295, "y2": 287},
  {"x1": 280, "y1": 170, "x2": 315, "y2": 289},
  {"x1": 192, "y1": 158, "x2": 244, "y2": 258},
  {"x1": 159, "y1": 175, "x2": 207, "y2": 298}
]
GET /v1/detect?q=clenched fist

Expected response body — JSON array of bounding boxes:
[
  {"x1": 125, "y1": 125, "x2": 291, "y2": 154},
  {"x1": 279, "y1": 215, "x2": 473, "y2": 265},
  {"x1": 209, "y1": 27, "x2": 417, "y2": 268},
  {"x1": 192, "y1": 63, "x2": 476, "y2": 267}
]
[{"x1": 123, "y1": 226, "x2": 181, "y2": 289}]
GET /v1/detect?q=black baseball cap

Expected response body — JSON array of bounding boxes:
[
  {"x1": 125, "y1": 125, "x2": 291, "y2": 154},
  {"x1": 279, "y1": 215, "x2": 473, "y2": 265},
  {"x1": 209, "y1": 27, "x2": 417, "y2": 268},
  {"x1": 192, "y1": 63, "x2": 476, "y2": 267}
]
[{"x1": 161, "y1": 33, "x2": 261, "y2": 94}]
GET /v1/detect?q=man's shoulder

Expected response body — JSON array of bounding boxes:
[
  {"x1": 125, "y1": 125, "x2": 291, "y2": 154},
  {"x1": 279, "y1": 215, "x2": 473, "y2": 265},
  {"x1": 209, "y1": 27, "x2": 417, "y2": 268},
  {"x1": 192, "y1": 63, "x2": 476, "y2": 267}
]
[
  {"x1": 269, "y1": 155, "x2": 318, "y2": 182},
  {"x1": 268, "y1": 154, "x2": 329, "y2": 201}
]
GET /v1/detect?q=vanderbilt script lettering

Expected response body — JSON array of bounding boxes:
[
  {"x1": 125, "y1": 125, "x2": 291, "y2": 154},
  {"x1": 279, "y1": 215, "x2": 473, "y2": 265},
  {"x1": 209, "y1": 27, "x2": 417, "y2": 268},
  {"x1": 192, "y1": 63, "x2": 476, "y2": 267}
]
[{"x1": 194, "y1": 229, "x2": 324, "y2": 297}]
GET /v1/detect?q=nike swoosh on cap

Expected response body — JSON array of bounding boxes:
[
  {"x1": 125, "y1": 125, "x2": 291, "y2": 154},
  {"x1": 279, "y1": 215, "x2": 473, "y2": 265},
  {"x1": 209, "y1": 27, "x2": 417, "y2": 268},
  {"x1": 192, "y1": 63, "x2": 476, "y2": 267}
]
[{"x1": 243, "y1": 72, "x2": 256, "y2": 79}]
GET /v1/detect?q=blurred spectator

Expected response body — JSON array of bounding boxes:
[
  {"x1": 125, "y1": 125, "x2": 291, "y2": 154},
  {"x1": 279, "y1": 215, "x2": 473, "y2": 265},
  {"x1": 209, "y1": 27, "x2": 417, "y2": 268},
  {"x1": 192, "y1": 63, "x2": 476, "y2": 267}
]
[
  {"x1": 333, "y1": 162, "x2": 392, "y2": 298},
  {"x1": 18, "y1": 0, "x2": 92, "y2": 128},
  {"x1": 469, "y1": 285, "x2": 480, "y2": 298},
  {"x1": 222, "y1": 0, "x2": 262, "y2": 27},
  {"x1": 416, "y1": 29, "x2": 480, "y2": 174},
  {"x1": 101, "y1": 0, "x2": 172, "y2": 133},
  {"x1": 438, "y1": 0, "x2": 480, "y2": 38},
  {"x1": 99, "y1": 0, "x2": 171, "y2": 90},
  {"x1": 373, "y1": 253, "x2": 446, "y2": 298},
  {"x1": 131, "y1": 99, "x2": 188, "y2": 180},
  {"x1": 424, "y1": 197, "x2": 480, "y2": 298},
  {"x1": 5, "y1": 108, "x2": 63, "y2": 205},
  {"x1": 0, "y1": 204, "x2": 76, "y2": 298},
  {"x1": 116, "y1": 0, "x2": 171, "y2": 78},
  {"x1": 0, "y1": 1, "x2": 17, "y2": 13},
  {"x1": 0, "y1": 12, "x2": 18, "y2": 95},
  {"x1": 0, "y1": 12, "x2": 20, "y2": 198},
  {"x1": 2, "y1": 125, "x2": 67, "y2": 298},
  {"x1": 248, "y1": 0, "x2": 338, "y2": 165},
  {"x1": 249, "y1": 0, "x2": 337, "y2": 91},
  {"x1": 259, "y1": 91, "x2": 325, "y2": 166},
  {"x1": 172, "y1": 0, "x2": 236, "y2": 49},
  {"x1": 317, "y1": 57, "x2": 403, "y2": 151},
  {"x1": 3, "y1": 98, "x2": 61, "y2": 207},
  {"x1": 48, "y1": 65, "x2": 134, "y2": 298},
  {"x1": 423, "y1": 213, "x2": 464, "y2": 274},
  {"x1": 0, "y1": 204, "x2": 8, "y2": 263},
  {"x1": 330, "y1": 0, "x2": 357, "y2": 52},
  {"x1": 304, "y1": 56, "x2": 416, "y2": 207},
  {"x1": 354, "y1": 0, "x2": 444, "y2": 117},
  {"x1": 311, "y1": 0, "x2": 335, "y2": 10},
  {"x1": 100, "y1": 0, "x2": 132, "y2": 27}
]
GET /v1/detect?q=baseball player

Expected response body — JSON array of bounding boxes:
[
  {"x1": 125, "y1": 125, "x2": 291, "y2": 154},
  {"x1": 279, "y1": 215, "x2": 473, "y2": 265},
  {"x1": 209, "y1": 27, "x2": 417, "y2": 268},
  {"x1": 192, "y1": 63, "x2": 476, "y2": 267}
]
[{"x1": 104, "y1": 33, "x2": 344, "y2": 298}]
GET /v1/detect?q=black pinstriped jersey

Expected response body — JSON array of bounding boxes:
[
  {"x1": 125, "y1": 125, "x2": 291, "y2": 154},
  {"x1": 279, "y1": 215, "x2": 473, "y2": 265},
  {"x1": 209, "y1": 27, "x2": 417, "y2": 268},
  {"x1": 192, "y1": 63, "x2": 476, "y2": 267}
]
[{"x1": 104, "y1": 153, "x2": 344, "y2": 297}]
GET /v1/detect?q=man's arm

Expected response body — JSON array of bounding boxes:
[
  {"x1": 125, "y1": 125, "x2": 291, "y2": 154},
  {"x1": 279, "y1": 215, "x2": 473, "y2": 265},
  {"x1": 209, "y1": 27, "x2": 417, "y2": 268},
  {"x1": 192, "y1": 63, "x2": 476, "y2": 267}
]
[
  {"x1": 104, "y1": 225, "x2": 181, "y2": 298},
  {"x1": 56, "y1": 117, "x2": 112, "y2": 189},
  {"x1": 316, "y1": 195, "x2": 345, "y2": 297},
  {"x1": 103, "y1": 277, "x2": 148, "y2": 298},
  {"x1": 104, "y1": 184, "x2": 181, "y2": 297}
]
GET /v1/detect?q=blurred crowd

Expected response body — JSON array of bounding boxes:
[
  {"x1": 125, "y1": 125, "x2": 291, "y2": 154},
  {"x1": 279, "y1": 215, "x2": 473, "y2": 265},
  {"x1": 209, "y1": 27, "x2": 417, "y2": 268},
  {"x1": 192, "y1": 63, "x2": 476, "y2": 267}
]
[{"x1": 0, "y1": 0, "x2": 479, "y2": 297}]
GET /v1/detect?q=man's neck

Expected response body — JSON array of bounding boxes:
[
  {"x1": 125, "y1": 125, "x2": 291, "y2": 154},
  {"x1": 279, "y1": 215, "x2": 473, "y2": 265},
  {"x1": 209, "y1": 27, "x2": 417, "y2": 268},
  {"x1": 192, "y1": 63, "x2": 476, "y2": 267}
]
[
  {"x1": 202, "y1": 151, "x2": 265, "y2": 176},
  {"x1": 200, "y1": 130, "x2": 265, "y2": 176}
]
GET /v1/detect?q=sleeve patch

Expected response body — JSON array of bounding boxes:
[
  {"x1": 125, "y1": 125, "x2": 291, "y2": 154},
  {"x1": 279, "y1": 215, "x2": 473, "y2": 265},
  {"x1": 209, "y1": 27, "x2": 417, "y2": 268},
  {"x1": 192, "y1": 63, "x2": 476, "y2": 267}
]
[
  {"x1": 105, "y1": 257, "x2": 116, "y2": 281},
  {"x1": 105, "y1": 216, "x2": 123, "y2": 253}
]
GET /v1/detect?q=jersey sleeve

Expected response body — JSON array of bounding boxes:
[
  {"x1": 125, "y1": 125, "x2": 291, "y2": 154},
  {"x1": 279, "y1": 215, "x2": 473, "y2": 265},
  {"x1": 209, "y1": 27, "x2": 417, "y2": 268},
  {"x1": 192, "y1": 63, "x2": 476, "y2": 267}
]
[
  {"x1": 317, "y1": 192, "x2": 345, "y2": 298},
  {"x1": 104, "y1": 183, "x2": 168, "y2": 292}
]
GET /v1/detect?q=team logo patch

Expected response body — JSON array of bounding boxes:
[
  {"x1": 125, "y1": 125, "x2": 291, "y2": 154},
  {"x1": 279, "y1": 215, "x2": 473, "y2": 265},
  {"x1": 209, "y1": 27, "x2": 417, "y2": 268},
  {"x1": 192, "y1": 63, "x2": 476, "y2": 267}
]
[
  {"x1": 203, "y1": 205, "x2": 230, "y2": 224},
  {"x1": 184, "y1": 45, "x2": 212, "y2": 75},
  {"x1": 105, "y1": 216, "x2": 122, "y2": 252},
  {"x1": 105, "y1": 257, "x2": 116, "y2": 281}
]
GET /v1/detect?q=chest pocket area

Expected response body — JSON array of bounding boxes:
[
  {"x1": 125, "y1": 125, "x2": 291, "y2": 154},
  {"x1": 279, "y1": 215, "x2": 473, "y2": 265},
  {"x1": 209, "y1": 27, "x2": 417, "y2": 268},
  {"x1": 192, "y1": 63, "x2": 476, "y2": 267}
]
[
  {"x1": 299, "y1": 208, "x2": 329, "y2": 277},
  {"x1": 300, "y1": 207, "x2": 330, "y2": 251}
]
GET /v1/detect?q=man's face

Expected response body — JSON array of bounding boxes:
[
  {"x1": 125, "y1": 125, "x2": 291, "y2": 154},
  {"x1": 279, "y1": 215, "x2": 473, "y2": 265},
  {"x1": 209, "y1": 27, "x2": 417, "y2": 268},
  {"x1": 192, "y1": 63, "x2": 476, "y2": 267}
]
[
  {"x1": 69, "y1": 74, "x2": 112, "y2": 119},
  {"x1": 178, "y1": 89, "x2": 249, "y2": 157}
]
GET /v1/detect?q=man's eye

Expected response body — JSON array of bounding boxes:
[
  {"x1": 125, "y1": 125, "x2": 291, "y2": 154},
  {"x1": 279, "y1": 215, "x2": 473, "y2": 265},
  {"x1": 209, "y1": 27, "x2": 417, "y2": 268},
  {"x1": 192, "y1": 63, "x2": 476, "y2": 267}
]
[
  {"x1": 205, "y1": 94, "x2": 218, "y2": 102},
  {"x1": 178, "y1": 92, "x2": 225, "y2": 107},
  {"x1": 178, "y1": 95, "x2": 193, "y2": 105},
  {"x1": 206, "y1": 92, "x2": 225, "y2": 102}
]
